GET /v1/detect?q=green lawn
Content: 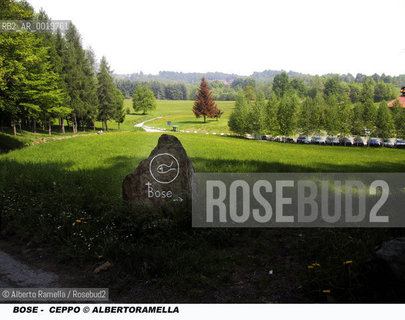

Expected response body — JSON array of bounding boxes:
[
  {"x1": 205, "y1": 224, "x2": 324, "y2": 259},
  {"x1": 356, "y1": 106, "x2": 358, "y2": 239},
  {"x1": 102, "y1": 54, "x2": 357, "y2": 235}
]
[
  {"x1": 2, "y1": 132, "x2": 405, "y2": 197},
  {"x1": 121, "y1": 99, "x2": 234, "y2": 133},
  {"x1": 0, "y1": 99, "x2": 232, "y2": 140},
  {"x1": 137, "y1": 100, "x2": 235, "y2": 133},
  {"x1": 1, "y1": 131, "x2": 405, "y2": 302}
]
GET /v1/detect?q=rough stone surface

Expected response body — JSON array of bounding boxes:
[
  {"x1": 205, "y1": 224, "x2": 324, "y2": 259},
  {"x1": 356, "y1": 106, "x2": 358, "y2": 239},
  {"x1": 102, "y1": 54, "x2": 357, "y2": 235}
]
[
  {"x1": 376, "y1": 237, "x2": 405, "y2": 282},
  {"x1": 123, "y1": 134, "x2": 195, "y2": 207}
]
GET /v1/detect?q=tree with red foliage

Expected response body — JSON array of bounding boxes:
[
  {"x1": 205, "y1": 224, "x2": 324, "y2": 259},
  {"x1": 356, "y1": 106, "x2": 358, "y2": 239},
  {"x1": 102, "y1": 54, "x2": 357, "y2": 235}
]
[{"x1": 193, "y1": 77, "x2": 218, "y2": 123}]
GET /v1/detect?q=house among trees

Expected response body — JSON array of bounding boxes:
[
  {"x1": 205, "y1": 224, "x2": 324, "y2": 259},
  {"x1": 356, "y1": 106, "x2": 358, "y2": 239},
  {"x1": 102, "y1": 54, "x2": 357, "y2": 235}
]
[{"x1": 388, "y1": 87, "x2": 405, "y2": 108}]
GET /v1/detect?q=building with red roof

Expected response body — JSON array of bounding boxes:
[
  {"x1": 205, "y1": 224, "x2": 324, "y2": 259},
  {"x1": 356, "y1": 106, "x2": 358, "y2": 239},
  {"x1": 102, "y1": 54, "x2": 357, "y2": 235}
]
[{"x1": 388, "y1": 87, "x2": 405, "y2": 108}]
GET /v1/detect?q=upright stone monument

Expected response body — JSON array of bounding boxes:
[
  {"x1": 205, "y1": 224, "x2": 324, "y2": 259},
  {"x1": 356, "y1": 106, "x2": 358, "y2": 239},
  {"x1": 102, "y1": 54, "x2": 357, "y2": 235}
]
[{"x1": 122, "y1": 134, "x2": 195, "y2": 207}]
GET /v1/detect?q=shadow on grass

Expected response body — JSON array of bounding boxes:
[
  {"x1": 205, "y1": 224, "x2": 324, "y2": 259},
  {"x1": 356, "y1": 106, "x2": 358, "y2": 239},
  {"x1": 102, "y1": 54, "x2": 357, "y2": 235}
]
[
  {"x1": 0, "y1": 133, "x2": 27, "y2": 153},
  {"x1": 131, "y1": 113, "x2": 154, "y2": 116}
]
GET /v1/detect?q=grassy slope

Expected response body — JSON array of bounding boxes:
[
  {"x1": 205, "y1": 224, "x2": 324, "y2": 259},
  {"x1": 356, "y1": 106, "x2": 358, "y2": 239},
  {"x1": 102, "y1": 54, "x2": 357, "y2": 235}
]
[
  {"x1": 122, "y1": 99, "x2": 235, "y2": 133},
  {"x1": 0, "y1": 132, "x2": 35, "y2": 153},
  {"x1": 2, "y1": 131, "x2": 405, "y2": 179},
  {"x1": 1, "y1": 132, "x2": 405, "y2": 302},
  {"x1": 0, "y1": 100, "x2": 234, "y2": 148},
  {"x1": 138, "y1": 100, "x2": 235, "y2": 133},
  {"x1": 1, "y1": 132, "x2": 404, "y2": 212}
]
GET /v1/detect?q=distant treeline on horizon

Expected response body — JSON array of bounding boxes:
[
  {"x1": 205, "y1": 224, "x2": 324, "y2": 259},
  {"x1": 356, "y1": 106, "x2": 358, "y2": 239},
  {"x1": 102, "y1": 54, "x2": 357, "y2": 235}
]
[
  {"x1": 114, "y1": 70, "x2": 404, "y2": 102},
  {"x1": 114, "y1": 70, "x2": 405, "y2": 85}
]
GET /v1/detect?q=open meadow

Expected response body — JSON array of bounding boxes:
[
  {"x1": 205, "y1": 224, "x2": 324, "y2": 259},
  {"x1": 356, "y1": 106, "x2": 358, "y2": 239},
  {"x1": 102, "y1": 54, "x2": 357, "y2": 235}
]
[
  {"x1": 0, "y1": 99, "x2": 234, "y2": 153},
  {"x1": 1, "y1": 129, "x2": 405, "y2": 302},
  {"x1": 124, "y1": 99, "x2": 235, "y2": 133},
  {"x1": 2, "y1": 0, "x2": 405, "y2": 309}
]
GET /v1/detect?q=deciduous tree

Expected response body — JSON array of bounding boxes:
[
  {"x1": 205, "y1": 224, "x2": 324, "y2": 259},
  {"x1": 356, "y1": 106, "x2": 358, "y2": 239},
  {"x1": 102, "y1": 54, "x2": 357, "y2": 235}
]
[
  {"x1": 250, "y1": 91, "x2": 266, "y2": 135},
  {"x1": 277, "y1": 94, "x2": 298, "y2": 136},
  {"x1": 265, "y1": 93, "x2": 279, "y2": 135},
  {"x1": 132, "y1": 84, "x2": 157, "y2": 115},
  {"x1": 391, "y1": 100, "x2": 405, "y2": 137},
  {"x1": 376, "y1": 102, "x2": 395, "y2": 138},
  {"x1": 272, "y1": 72, "x2": 291, "y2": 98}
]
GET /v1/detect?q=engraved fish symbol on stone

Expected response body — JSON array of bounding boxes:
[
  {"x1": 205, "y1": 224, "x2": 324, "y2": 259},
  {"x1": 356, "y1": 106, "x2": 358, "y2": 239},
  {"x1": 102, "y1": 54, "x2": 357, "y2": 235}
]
[{"x1": 156, "y1": 161, "x2": 176, "y2": 174}]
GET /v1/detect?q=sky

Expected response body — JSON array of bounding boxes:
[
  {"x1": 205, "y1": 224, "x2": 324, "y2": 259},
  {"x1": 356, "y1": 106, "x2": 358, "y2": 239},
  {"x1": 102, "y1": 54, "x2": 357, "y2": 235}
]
[{"x1": 28, "y1": 0, "x2": 405, "y2": 76}]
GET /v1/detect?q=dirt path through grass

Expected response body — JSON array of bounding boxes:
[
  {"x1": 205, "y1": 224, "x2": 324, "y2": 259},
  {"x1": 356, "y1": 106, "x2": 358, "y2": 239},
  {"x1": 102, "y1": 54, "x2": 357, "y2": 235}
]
[
  {"x1": 134, "y1": 116, "x2": 164, "y2": 132},
  {"x1": 0, "y1": 249, "x2": 59, "y2": 288}
]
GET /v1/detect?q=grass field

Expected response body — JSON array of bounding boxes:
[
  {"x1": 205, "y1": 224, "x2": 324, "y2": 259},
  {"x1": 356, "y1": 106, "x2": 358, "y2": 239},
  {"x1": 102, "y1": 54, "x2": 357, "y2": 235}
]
[
  {"x1": 2, "y1": 132, "x2": 405, "y2": 176},
  {"x1": 122, "y1": 99, "x2": 235, "y2": 133},
  {"x1": 0, "y1": 100, "x2": 235, "y2": 147},
  {"x1": 1, "y1": 117, "x2": 405, "y2": 302}
]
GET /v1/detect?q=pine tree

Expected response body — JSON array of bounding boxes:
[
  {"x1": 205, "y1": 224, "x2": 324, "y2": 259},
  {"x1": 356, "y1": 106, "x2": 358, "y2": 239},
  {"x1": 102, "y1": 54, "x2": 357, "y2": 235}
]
[
  {"x1": 82, "y1": 49, "x2": 98, "y2": 131},
  {"x1": 228, "y1": 90, "x2": 251, "y2": 135},
  {"x1": 97, "y1": 56, "x2": 116, "y2": 131},
  {"x1": 113, "y1": 88, "x2": 125, "y2": 129},
  {"x1": 0, "y1": 0, "x2": 33, "y2": 134},
  {"x1": 52, "y1": 30, "x2": 71, "y2": 133},
  {"x1": 0, "y1": 29, "x2": 62, "y2": 135},
  {"x1": 193, "y1": 77, "x2": 217, "y2": 123},
  {"x1": 63, "y1": 24, "x2": 88, "y2": 133}
]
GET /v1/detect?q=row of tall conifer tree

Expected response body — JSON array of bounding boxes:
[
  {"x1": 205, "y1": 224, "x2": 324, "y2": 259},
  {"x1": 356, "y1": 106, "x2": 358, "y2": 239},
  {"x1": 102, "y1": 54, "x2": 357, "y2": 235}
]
[{"x1": 0, "y1": 0, "x2": 125, "y2": 135}]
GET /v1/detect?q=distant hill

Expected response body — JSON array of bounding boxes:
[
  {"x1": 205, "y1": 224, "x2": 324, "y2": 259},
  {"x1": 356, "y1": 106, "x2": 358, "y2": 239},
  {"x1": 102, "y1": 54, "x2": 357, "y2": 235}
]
[
  {"x1": 113, "y1": 71, "x2": 241, "y2": 84},
  {"x1": 113, "y1": 70, "x2": 405, "y2": 86},
  {"x1": 113, "y1": 70, "x2": 300, "y2": 84}
]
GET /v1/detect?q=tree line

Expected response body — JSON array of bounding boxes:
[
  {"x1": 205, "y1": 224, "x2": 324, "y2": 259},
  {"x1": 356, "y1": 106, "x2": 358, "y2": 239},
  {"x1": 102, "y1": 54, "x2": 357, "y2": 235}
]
[
  {"x1": 114, "y1": 71, "x2": 238, "y2": 84},
  {"x1": 116, "y1": 80, "x2": 188, "y2": 100},
  {"x1": 0, "y1": 0, "x2": 125, "y2": 135},
  {"x1": 116, "y1": 72, "x2": 400, "y2": 103},
  {"x1": 115, "y1": 78, "x2": 240, "y2": 101},
  {"x1": 250, "y1": 69, "x2": 405, "y2": 87},
  {"x1": 115, "y1": 69, "x2": 405, "y2": 87},
  {"x1": 229, "y1": 73, "x2": 405, "y2": 139}
]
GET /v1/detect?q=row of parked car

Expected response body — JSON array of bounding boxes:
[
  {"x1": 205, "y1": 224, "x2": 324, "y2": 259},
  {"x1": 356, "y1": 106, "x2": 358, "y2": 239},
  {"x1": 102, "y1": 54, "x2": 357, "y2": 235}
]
[{"x1": 262, "y1": 135, "x2": 405, "y2": 148}]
